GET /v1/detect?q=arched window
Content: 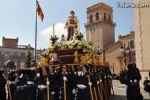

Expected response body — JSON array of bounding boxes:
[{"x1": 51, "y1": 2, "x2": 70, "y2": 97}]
[
  {"x1": 104, "y1": 12, "x2": 106, "y2": 20},
  {"x1": 96, "y1": 12, "x2": 99, "y2": 20},
  {"x1": 90, "y1": 15, "x2": 93, "y2": 23},
  {"x1": 130, "y1": 40, "x2": 134, "y2": 48}
]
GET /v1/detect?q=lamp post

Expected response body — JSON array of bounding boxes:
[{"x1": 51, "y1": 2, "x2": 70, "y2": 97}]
[
  {"x1": 120, "y1": 43, "x2": 131, "y2": 68},
  {"x1": 96, "y1": 47, "x2": 105, "y2": 63}
]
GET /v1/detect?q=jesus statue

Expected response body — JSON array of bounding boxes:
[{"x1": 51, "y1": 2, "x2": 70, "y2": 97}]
[{"x1": 65, "y1": 11, "x2": 79, "y2": 41}]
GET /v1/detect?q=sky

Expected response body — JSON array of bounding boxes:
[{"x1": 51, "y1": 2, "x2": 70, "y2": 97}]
[{"x1": 0, "y1": 0, "x2": 134, "y2": 49}]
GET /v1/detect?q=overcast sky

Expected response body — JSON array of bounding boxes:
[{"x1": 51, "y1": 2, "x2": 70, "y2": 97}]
[{"x1": 0, "y1": 0, "x2": 134, "y2": 49}]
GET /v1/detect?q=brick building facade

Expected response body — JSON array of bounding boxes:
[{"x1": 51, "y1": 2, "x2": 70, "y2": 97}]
[{"x1": 0, "y1": 37, "x2": 42, "y2": 69}]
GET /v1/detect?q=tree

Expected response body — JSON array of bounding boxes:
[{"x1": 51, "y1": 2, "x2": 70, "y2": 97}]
[{"x1": 25, "y1": 51, "x2": 31, "y2": 68}]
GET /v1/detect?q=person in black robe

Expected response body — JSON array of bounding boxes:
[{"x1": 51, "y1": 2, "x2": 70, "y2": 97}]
[
  {"x1": 26, "y1": 69, "x2": 37, "y2": 100},
  {"x1": 34, "y1": 67, "x2": 47, "y2": 100},
  {"x1": 58, "y1": 65, "x2": 72, "y2": 100},
  {"x1": 52, "y1": 66, "x2": 61, "y2": 100},
  {"x1": 7, "y1": 70, "x2": 16, "y2": 100},
  {"x1": 47, "y1": 67, "x2": 59, "y2": 100},
  {"x1": 14, "y1": 69, "x2": 27, "y2": 100},
  {"x1": 126, "y1": 64, "x2": 143, "y2": 100},
  {"x1": 143, "y1": 77, "x2": 150, "y2": 92},
  {"x1": 91, "y1": 65, "x2": 101, "y2": 100},
  {"x1": 76, "y1": 65, "x2": 91, "y2": 100},
  {"x1": 0, "y1": 69, "x2": 7, "y2": 100}
]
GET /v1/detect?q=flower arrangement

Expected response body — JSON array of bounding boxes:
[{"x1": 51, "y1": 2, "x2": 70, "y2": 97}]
[
  {"x1": 48, "y1": 33, "x2": 94, "y2": 50},
  {"x1": 50, "y1": 35, "x2": 58, "y2": 45},
  {"x1": 75, "y1": 33, "x2": 83, "y2": 40}
]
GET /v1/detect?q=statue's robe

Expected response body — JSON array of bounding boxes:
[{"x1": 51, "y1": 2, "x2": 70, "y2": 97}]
[{"x1": 65, "y1": 15, "x2": 78, "y2": 40}]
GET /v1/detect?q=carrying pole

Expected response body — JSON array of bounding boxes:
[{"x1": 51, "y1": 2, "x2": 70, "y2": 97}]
[
  {"x1": 7, "y1": 81, "x2": 12, "y2": 100},
  {"x1": 87, "y1": 76, "x2": 94, "y2": 100},
  {"x1": 63, "y1": 77, "x2": 67, "y2": 100},
  {"x1": 46, "y1": 78, "x2": 50, "y2": 100}
]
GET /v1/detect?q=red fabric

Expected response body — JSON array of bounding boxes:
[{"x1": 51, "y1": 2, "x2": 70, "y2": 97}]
[{"x1": 36, "y1": 1, "x2": 44, "y2": 21}]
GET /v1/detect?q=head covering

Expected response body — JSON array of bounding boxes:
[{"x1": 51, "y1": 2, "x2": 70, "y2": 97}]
[
  {"x1": 82, "y1": 64, "x2": 89, "y2": 71},
  {"x1": 0, "y1": 69, "x2": 4, "y2": 74},
  {"x1": 70, "y1": 10, "x2": 75, "y2": 14},
  {"x1": 127, "y1": 64, "x2": 133, "y2": 70}
]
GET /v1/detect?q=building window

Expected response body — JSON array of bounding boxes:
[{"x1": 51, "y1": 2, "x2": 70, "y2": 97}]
[
  {"x1": 21, "y1": 53, "x2": 26, "y2": 68},
  {"x1": 96, "y1": 12, "x2": 99, "y2": 20},
  {"x1": 130, "y1": 40, "x2": 134, "y2": 48},
  {"x1": 21, "y1": 53, "x2": 25, "y2": 62},
  {"x1": 104, "y1": 12, "x2": 106, "y2": 20},
  {"x1": 90, "y1": 15, "x2": 93, "y2": 23}
]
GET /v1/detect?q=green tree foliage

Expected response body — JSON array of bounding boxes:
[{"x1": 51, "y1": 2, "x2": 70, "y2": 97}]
[{"x1": 25, "y1": 51, "x2": 31, "y2": 68}]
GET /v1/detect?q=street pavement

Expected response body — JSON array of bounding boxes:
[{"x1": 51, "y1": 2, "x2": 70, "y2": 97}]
[{"x1": 109, "y1": 80, "x2": 150, "y2": 100}]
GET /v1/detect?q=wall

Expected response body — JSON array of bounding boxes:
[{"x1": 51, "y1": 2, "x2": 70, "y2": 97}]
[{"x1": 134, "y1": 0, "x2": 150, "y2": 70}]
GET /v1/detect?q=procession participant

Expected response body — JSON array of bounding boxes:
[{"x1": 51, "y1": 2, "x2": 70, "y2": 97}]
[
  {"x1": 14, "y1": 69, "x2": 27, "y2": 100},
  {"x1": 126, "y1": 64, "x2": 143, "y2": 100},
  {"x1": 92, "y1": 65, "x2": 100, "y2": 100},
  {"x1": 0, "y1": 69, "x2": 7, "y2": 100},
  {"x1": 87, "y1": 65, "x2": 95, "y2": 99},
  {"x1": 72, "y1": 65, "x2": 82, "y2": 99},
  {"x1": 76, "y1": 65, "x2": 82, "y2": 76},
  {"x1": 15, "y1": 69, "x2": 27, "y2": 86},
  {"x1": 48, "y1": 67, "x2": 59, "y2": 100},
  {"x1": 7, "y1": 70, "x2": 16, "y2": 100},
  {"x1": 26, "y1": 69, "x2": 37, "y2": 100},
  {"x1": 52, "y1": 66, "x2": 62, "y2": 100},
  {"x1": 76, "y1": 65, "x2": 91, "y2": 100},
  {"x1": 58, "y1": 65, "x2": 72, "y2": 100},
  {"x1": 102, "y1": 65, "x2": 112, "y2": 99},
  {"x1": 65, "y1": 10, "x2": 79, "y2": 40},
  {"x1": 96, "y1": 67, "x2": 105, "y2": 100},
  {"x1": 100, "y1": 67, "x2": 109, "y2": 100},
  {"x1": 143, "y1": 77, "x2": 150, "y2": 93},
  {"x1": 44, "y1": 66, "x2": 51, "y2": 100},
  {"x1": 34, "y1": 67, "x2": 47, "y2": 100},
  {"x1": 66, "y1": 65, "x2": 76, "y2": 95}
]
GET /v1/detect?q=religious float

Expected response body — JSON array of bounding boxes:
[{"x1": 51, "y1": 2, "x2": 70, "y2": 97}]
[{"x1": 38, "y1": 11, "x2": 102, "y2": 67}]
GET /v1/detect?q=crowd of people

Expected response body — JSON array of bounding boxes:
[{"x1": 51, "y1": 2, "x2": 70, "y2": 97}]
[{"x1": 0, "y1": 64, "x2": 114, "y2": 100}]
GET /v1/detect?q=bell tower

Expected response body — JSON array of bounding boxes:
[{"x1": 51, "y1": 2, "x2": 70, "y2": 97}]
[{"x1": 85, "y1": 2, "x2": 115, "y2": 50}]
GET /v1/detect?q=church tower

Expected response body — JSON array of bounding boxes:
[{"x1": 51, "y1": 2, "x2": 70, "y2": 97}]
[{"x1": 85, "y1": 2, "x2": 115, "y2": 50}]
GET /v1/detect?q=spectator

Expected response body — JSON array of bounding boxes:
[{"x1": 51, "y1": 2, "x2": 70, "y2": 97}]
[{"x1": 143, "y1": 77, "x2": 150, "y2": 92}]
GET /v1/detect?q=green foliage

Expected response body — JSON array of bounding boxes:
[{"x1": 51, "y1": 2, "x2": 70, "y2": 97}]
[
  {"x1": 25, "y1": 51, "x2": 31, "y2": 68},
  {"x1": 50, "y1": 35, "x2": 58, "y2": 45},
  {"x1": 75, "y1": 33, "x2": 83, "y2": 40}
]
